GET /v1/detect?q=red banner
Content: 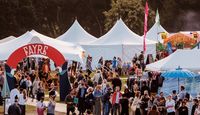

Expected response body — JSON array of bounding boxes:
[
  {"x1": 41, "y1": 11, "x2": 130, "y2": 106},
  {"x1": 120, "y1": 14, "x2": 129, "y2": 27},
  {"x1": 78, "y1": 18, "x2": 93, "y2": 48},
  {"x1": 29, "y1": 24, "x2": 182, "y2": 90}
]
[{"x1": 143, "y1": 1, "x2": 149, "y2": 52}]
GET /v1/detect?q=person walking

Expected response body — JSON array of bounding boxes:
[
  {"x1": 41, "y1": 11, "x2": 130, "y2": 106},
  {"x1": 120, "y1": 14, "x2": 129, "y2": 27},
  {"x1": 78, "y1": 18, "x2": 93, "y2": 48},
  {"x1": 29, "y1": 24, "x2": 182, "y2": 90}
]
[
  {"x1": 166, "y1": 95, "x2": 175, "y2": 115},
  {"x1": 178, "y1": 101, "x2": 188, "y2": 115},
  {"x1": 65, "y1": 90, "x2": 76, "y2": 115},
  {"x1": 77, "y1": 81, "x2": 87, "y2": 115},
  {"x1": 140, "y1": 90, "x2": 150, "y2": 115},
  {"x1": 194, "y1": 103, "x2": 200, "y2": 115},
  {"x1": 47, "y1": 91, "x2": 56, "y2": 115},
  {"x1": 191, "y1": 99, "x2": 199, "y2": 115},
  {"x1": 178, "y1": 85, "x2": 186, "y2": 100},
  {"x1": 8, "y1": 95, "x2": 22, "y2": 115},
  {"x1": 131, "y1": 91, "x2": 141, "y2": 115},
  {"x1": 102, "y1": 87, "x2": 112, "y2": 115},
  {"x1": 111, "y1": 86, "x2": 122, "y2": 115},
  {"x1": 32, "y1": 77, "x2": 40, "y2": 101},
  {"x1": 93, "y1": 85, "x2": 103, "y2": 115},
  {"x1": 85, "y1": 87, "x2": 94, "y2": 114},
  {"x1": 10, "y1": 84, "x2": 20, "y2": 104},
  {"x1": 19, "y1": 88, "x2": 27, "y2": 115},
  {"x1": 36, "y1": 96, "x2": 46, "y2": 115}
]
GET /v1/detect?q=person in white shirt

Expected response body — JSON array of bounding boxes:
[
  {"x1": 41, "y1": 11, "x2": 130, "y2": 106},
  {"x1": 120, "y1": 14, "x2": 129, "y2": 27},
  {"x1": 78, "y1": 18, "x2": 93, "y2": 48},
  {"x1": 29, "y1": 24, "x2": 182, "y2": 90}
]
[
  {"x1": 177, "y1": 85, "x2": 186, "y2": 100},
  {"x1": 194, "y1": 103, "x2": 200, "y2": 115},
  {"x1": 92, "y1": 70, "x2": 103, "y2": 84},
  {"x1": 32, "y1": 77, "x2": 40, "y2": 101},
  {"x1": 10, "y1": 85, "x2": 20, "y2": 104},
  {"x1": 166, "y1": 95, "x2": 175, "y2": 115},
  {"x1": 36, "y1": 96, "x2": 46, "y2": 115},
  {"x1": 19, "y1": 88, "x2": 27, "y2": 115}
]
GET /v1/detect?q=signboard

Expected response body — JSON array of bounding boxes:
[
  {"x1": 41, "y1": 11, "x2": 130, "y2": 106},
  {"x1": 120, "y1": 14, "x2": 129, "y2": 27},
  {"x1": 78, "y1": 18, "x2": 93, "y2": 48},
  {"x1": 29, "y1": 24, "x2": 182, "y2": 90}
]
[{"x1": 7, "y1": 44, "x2": 65, "y2": 68}]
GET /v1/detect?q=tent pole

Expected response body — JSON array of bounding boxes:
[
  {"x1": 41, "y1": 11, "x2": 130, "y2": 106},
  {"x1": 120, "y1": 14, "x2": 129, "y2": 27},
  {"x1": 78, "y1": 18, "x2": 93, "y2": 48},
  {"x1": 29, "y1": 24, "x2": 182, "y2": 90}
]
[
  {"x1": 122, "y1": 44, "x2": 123, "y2": 62},
  {"x1": 178, "y1": 77, "x2": 179, "y2": 93}
]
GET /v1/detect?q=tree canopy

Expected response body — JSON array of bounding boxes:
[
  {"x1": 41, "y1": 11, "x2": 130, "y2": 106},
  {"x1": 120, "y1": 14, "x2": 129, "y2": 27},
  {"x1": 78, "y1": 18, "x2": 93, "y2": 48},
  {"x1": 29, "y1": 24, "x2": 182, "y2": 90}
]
[
  {"x1": 0, "y1": 0, "x2": 199, "y2": 39},
  {"x1": 104, "y1": 0, "x2": 155, "y2": 35}
]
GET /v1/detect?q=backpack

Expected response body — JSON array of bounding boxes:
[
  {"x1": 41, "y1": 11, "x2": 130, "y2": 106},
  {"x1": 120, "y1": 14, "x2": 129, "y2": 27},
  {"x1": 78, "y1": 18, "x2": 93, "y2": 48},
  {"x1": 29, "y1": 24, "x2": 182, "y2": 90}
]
[{"x1": 20, "y1": 80, "x2": 27, "y2": 89}]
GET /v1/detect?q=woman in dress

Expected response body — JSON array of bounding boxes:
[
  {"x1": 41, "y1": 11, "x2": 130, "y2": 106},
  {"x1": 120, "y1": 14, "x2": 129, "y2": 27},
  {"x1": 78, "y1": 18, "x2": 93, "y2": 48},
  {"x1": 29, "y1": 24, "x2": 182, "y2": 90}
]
[{"x1": 131, "y1": 91, "x2": 141, "y2": 115}]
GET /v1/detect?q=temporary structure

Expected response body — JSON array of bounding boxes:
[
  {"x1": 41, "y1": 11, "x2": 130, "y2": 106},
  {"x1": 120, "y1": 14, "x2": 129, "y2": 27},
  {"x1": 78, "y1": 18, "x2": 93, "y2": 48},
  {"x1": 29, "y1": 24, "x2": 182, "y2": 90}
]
[
  {"x1": 57, "y1": 19, "x2": 97, "y2": 44},
  {"x1": 0, "y1": 30, "x2": 84, "y2": 63},
  {"x1": 146, "y1": 49, "x2": 200, "y2": 72},
  {"x1": 82, "y1": 19, "x2": 156, "y2": 68},
  {"x1": 0, "y1": 36, "x2": 16, "y2": 43},
  {"x1": 145, "y1": 22, "x2": 167, "y2": 43},
  {"x1": 164, "y1": 33, "x2": 197, "y2": 48}
]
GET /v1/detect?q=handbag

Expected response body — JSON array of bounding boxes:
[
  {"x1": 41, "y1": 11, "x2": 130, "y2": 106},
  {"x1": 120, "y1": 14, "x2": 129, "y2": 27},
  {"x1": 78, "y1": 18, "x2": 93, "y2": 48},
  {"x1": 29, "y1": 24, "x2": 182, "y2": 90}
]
[{"x1": 73, "y1": 97, "x2": 79, "y2": 104}]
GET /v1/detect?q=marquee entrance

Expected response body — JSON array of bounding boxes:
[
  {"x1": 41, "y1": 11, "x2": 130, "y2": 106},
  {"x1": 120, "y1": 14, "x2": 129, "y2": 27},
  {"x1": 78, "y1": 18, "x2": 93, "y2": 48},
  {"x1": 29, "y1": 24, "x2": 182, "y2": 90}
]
[{"x1": 5, "y1": 43, "x2": 71, "y2": 101}]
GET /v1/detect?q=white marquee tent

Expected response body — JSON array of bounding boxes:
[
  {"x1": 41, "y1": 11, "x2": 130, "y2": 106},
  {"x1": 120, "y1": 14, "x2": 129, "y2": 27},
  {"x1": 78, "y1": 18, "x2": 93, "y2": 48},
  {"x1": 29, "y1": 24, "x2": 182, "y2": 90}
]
[
  {"x1": 145, "y1": 22, "x2": 168, "y2": 43},
  {"x1": 0, "y1": 30, "x2": 84, "y2": 62},
  {"x1": 57, "y1": 19, "x2": 97, "y2": 44},
  {"x1": 83, "y1": 19, "x2": 156, "y2": 68},
  {"x1": 0, "y1": 36, "x2": 16, "y2": 43},
  {"x1": 146, "y1": 49, "x2": 200, "y2": 72}
]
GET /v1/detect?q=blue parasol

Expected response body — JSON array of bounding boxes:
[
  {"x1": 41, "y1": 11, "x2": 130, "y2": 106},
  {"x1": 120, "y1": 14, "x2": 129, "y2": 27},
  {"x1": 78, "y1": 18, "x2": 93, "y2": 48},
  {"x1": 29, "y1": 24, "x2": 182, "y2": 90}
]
[{"x1": 161, "y1": 66, "x2": 197, "y2": 92}]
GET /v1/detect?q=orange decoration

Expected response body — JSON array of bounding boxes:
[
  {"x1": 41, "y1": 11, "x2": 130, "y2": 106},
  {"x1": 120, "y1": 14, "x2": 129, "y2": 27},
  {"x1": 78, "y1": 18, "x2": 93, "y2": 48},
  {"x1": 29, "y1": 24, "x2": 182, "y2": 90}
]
[{"x1": 164, "y1": 33, "x2": 197, "y2": 48}]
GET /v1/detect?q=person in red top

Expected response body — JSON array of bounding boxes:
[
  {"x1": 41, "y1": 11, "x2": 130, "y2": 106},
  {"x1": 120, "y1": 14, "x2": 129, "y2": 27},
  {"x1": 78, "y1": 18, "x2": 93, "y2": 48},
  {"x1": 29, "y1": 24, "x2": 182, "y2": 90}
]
[{"x1": 111, "y1": 86, "x2": 122, "y2": 115}]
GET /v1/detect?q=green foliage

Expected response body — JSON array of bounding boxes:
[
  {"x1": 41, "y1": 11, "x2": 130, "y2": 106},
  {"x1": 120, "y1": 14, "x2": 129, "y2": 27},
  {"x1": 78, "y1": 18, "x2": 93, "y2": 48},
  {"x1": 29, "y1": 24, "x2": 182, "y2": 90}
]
[
  {"x1": 0, "y1": 0, "x2": 199, "y2": 39},
  {"x1": 156, "y1": 43, "x2": 165, "y2": 51},
  {"x1": 103, "y1": 0, "x2": 155, "y2": 35}
]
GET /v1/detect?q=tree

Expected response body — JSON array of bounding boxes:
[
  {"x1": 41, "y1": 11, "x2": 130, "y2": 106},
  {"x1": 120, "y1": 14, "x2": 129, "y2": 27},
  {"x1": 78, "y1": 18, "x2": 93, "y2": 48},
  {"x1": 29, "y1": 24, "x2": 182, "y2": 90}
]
[{"x1": 104, "y1": 0, "x2": 155, "y2": 35}]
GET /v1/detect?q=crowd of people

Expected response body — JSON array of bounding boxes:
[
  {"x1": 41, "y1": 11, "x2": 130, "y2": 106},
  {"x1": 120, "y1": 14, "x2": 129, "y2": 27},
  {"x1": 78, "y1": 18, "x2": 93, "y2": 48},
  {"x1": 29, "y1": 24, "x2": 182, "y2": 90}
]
[
  {"x1": 0, "y1": 58, "x2": 57, "y2": 115},
  {"x1": 0, "y1": 51, "x2": 200, "y2": 115},
  {"x1": 64, "y1": 51, "x2": 199, "y2": 115}
]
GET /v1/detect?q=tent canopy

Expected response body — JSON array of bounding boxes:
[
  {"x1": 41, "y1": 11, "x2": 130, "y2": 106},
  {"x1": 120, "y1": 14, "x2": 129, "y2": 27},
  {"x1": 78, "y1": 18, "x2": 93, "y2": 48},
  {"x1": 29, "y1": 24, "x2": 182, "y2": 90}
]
[
  {"x1": 89, "y1": 18, "x2": 156, "y2": 45},
  {"x1": 0, "y1": 36, "x2": 16, "y2": 43},
  {"x1": 145, "y1": 22, "x2": 168, "y2": 43},
  {"x1": 82, "y1": 19, "x2": 156, "y2": 68},
  {"x1": 57, "y1": 19, "x2": 97, "y2": 44},
  {"x1": 146, "y1": 49, "x2": 200, "y2": 72},
  {"x1": 0, "y1": 30, "x2": 84, "y2": 63}
]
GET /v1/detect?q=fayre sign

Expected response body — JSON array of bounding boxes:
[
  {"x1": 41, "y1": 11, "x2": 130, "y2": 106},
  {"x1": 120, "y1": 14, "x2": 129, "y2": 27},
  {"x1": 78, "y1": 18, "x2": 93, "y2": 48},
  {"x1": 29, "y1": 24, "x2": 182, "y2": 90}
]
[
  {"x1": 23, "y1": 44, "x2": 49, "y2": 56},
  {"x1": 7, "y1": 43, "x2": 65, "y2": 68}
]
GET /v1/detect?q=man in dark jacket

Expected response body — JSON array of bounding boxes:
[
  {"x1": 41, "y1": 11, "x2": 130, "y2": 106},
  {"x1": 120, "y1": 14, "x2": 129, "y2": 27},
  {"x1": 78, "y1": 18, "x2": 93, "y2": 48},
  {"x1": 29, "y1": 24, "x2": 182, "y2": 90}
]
[
  {"x1": 8, "y1": 95, "x2": 21, "y2": 115},
  {"x1": 77, "y1": 81, "x2": 87, "y2": 115},
  {"x1": 191, "y1": 99, "x2": 198, "y2": 115}
]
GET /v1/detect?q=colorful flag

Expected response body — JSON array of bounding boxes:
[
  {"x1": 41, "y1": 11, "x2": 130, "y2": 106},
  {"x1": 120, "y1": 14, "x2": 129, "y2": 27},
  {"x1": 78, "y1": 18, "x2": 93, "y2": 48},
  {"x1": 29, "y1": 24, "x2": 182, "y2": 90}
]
[
  {"x1": 155, "y1": 9, "x2": 160, "y2": 23},
  {"x1": 143, "y1": 1, "x2": 149, "y2": 52}
]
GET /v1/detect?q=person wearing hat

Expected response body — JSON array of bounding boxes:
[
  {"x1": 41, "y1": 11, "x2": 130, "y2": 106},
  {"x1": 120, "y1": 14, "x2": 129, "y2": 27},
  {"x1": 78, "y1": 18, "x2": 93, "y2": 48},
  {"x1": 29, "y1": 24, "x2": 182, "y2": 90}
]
[{"x1": 8, "y1": 95, "x2": 22, "y2": 115}]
